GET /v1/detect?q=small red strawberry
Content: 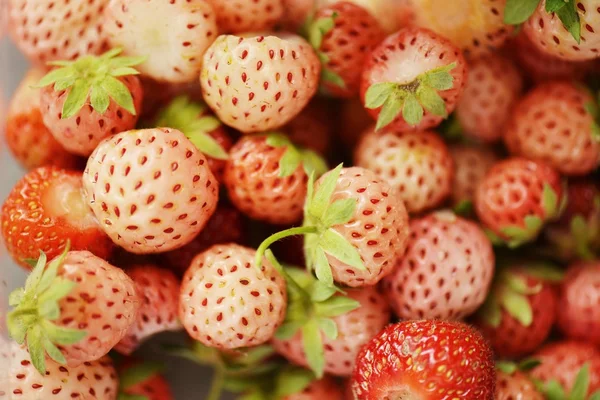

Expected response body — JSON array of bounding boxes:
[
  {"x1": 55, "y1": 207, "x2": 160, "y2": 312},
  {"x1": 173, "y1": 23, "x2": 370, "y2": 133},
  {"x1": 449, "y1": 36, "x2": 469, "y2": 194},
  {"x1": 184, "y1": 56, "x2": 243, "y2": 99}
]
[
  {"x1": 5, "y1": 67, "x2": 80, "y2": 170},
  {"x1": 82, "y1": 127, "x2": 219, "y2": 254},
  {"x1": 105, "y1": 0, "x2": 218, "y2": 83},
  {"x1": 179, "y1": 244, "x2": 287, "y2": 350},
  {"x1": 205, "y1": 0, "x2": 284, "y2": 33},
  {"x1": 304, "y1": 2, "x2": 386, "y2": 97},
  {"x1": 361, "y1": 27, "x2": 467, "y2": 132},
  {"x1": 450, "y1": 144, "x2": 498, "y2": 213},
  {"x1": 474, "y1": 263, "x2": 562, "y2": 358},
  {"x1": 382, "y1": 211, "x2": 495, "y2": 320},
  {"x1": 504, "y1": 81, "x2": 600, "y2": 176},
  {"x1": 455, "y1": 53, "x2": 523, "y2": 143},
  {"x1": 284, "y1": 375, "x2": 344, "y2": 400},
  {"x1": 6, "y1": 248, "x2": 140, "y2": 374},
  {"x1": 350, "y1": 320, "x2": 496, "y2": 400},
  {"x1": 284, "y1": 98, "x2": 334, "y2": 155},
  {"x1": 495, "y1": 367, "x2": 544, "y2": 400},
  {"x1": 556, "y1": 261, "x2": 600, "y2": 346},
  {"x1": 1, "y1": 166, "x2": 114, "y2": 269},
  {"x1": 7, "y1": 0, "x2": 110, "y2": 64},
  {"x1": 354, "y1": 127, "x2": 454, "y2": 214},
  {"x1": 38, "y1": 49, "x2": 144, "y2": 156},
  {"x1": 114, "y1": 265, "x2": 181, "y2": 355},
  {"x1": 475, "y1": 157, "x2": 564, "y2": 248},
  {"x1": 118, "y1": 361, "x2": 174, "y2": 400}
]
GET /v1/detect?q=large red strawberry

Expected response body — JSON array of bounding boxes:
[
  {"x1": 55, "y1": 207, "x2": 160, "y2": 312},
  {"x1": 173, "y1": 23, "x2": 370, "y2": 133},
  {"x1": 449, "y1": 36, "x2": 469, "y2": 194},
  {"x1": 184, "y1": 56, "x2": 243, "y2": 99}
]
[
  {"x1": 504, "y1": 81, "x2": 600, "y2": 176},
  {"x1": 200, "y1": 34, "x2": 321, "y2": 133},
  {"x1": 556, "y1": 261, "x2": 600, "y2": 345},
  {"x1": 496, "y1": 369, "x2": 544, "y2": 400},
  {"x1": 114, "y1": 265, "x2": 182, "y2": 355},
  {"x1": 6, "y1": 249, "x2": 140, "y2": 374},
  {"x1": 105, "y1": 0, "x2": 218, "y2": 83},
  {"x1": 118, "y1": 361, "x2": 174, "y2": 400},
  {"x1": 351, "y1": 320, "x2": 496, "y2": 400},
  {"x1": 361, "y1": 27, "x2": 467, "y2": 132},
  {"x1": 382, "y1": 211, "x2": 495, "y2": 320},
  {"x1": 1, "y1": 166, "x2": 114, "y2": 269},
  {"x1": 82, "y1": 128, "x2": 219, "y2": 254},
  {"x1": 5, "y1": 67, "x2": 80, "y2": 170},
  {"x1": 474, "y1": 263, "x2": 561, "y2": 358},
  {"x1": 475, "y1": 157, "x2": 564, "y2": 248},
  {"x1": 179, "y1": 244, "x2": 287, "y2": 349},
  {"x1": 355, "y1": 127, "x2": 454, "y2": 214},
  {"x1": 450, "y1": 144, "x2": 498, "y2": 213},
  {"x1": 7, "y1": 0, "x2": 109, "y2": 64},
  {"x1": 38, "y1": 49, "x2": 144, "y2": 156},
  {"x1": 455, "y1": 53, "x2": 523, "y2": 143},
  {"x1": 205, "y1": 0, "x2": 284, "y2": 33}
]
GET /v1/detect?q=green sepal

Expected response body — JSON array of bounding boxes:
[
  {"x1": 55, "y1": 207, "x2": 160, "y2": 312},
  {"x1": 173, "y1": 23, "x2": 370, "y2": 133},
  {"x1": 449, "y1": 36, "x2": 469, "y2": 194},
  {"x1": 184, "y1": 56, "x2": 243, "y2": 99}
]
[
  {"x1": 301, "y1": 319, "x2": 325, "y2": 378},
  {"x1": 501, "y1": 215, "x2": 543, "y2": 248},
  {"x1": 555, "y1": 0, "x2": 581, "y2": 44},
  {"x1": 542, "y1": 183, "x2": 560, "y2": 218},
  {"x1": 454, "y1": 200, "x2": 473, "y2": 216},
  {"x1": 498, "y1": 358, "x2": 541, "y2": 375},
  {"x1": 273, "y1": 367, "x2": 315, "y2": 398},
  {"x1": 522, "y1": 262, "x2": 565, "y2": 283},
  {"x1": 314, "y1": 295, "x2": 360, "y2": 318},
  {"x1": 317, "y1": 318, "x2": 338, "y2": 340},
  {"x1": 275, "y1": 320, "x2": 304, "y2": 340},
  {"x1": 265, "y1": 132, "x2": 328, "y2": 178},
  {"x1": 307, "y1": 164, "x2": 343, "y2": 220},
  {"x1": 402, "y1": 93, "x2": 423, "y2": 126},
  {"x1": 569, "y1": 363, "x2": 591, "y2": 400},
  {"x1": 313, "y1": 247, "x2": 334, "y2": 286},
  {"x1": 545, "y1": 0, "x2": 567, "y2": 13},
  {"x1": 503, "y1": 0, "x2": 540, "y2": 24},
  {"x1": 319, "y1": 228, "x2": 365, "y2": 271},
  {"x1": 120, "y1": 362, "x2": 165, "y2": 389},
  {"x1": 500, "y1": 290, "x2": 533, "y2": 326},
  {"x1": 485, "y1": 228, "x2": 505, "y2": 246},
  {"x1": 478, "y1": 294, "x2": 502, "y2": 328},
  {"x1": 321, "y1": 68, "x2": 346, "y2": 89},
  {"x1": 308, "y1": 13, "x2": 337, "y2": 49}
]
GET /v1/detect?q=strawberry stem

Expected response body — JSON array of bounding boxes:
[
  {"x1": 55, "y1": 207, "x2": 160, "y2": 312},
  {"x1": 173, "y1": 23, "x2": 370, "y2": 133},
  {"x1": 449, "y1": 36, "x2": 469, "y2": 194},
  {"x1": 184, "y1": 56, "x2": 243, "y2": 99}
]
[
  {"x1": 255, "y1": 226, "x2": 319, "y2": 269},
  {"x1": 206, "y1": 366, "x2": 225, "y2": 400}
]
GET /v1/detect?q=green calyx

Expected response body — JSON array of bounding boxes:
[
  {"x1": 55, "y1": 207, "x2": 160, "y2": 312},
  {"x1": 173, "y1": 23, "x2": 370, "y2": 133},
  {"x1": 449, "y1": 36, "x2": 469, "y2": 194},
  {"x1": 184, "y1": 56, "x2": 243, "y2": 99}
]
[
  {"x1": 118, "y1": 362, "x2": 165, "y2": 400},
  {"x1": 453, "y1": 200, "x2": 473, "y2": 216},
  {"x1": 504, "y1": 0, "x2": 581, "y2": 43},
  {"x1": 7, "y1": 243, "x2": 87, "y2": 375},
  {"x1": 36, "y1": 48, "x2": 145, "y2": 119},
  {"x1": 365, "y1": 62, "x2": 457, "y2": 130},
  {"x1": 155, "y1": 96, "x2": 229, "y2": 160},
  {"x1": 583, "y1": 90, "x2": 600, "y2": 143},
  {"x1": 265, "y1": 133, "x2": 328, "y2": 178},
  {"x1": 535, "y1": 363, "x2": 600, "y2": 400},
  {"x1": 496, "y1": 358, "x2": 541, "y2": 375}
]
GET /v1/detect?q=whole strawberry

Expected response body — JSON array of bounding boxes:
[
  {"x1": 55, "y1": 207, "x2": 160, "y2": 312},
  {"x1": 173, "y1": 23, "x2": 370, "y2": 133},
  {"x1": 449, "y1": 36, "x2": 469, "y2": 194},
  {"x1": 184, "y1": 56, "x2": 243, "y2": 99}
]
[
  {"x1": 382, "y1": 211, "x2": 494, "y2": 320},
  {"x1": 83, "y1": 128, "x2": 219, "y2": 254},
  {"x1": 455, "y1": 53, "x2": 523, "y2": 143},
  {"x1": 504, "y1": 81, "x2": 600, "y2": 176},
  {"x1": 361, "y1": 27, "x2": 467, "y2": 132},
  {"x1": 6, "y1": 249, "x2": 139, "y2": 374},
  {"x1": 205, "y1": 0, "x2": 284, "y2": 33},
  {"x1": 114, "y1": 265, "x2": 182, "y2": 355},
  {"x1": 118, "y1": 361, "x2": 174, "y2": 400},
  {"x1": 201, "y1": 34, "x2": 321, "y2": 133},
  {"x1": 475, "y1": 157, "x2": 564, "y2": 248},
  {"x1": 556, "y1": 262, "x2": 600, "y2": 345},
  {"x1": 105, "y1": 0, "x2": 218, "y2": 83},
  {"x1": 496, "y1": 368, "x2": 544, "y2": 400},
  {"x1": 351, "y1": 320, "x2": 496, "y2": 400},
  {"x1": 7, "y1": 0, "x2": 109, "y2": 63},
  {"x1": 355, "y1": 128, "x2": 454, "y2": 214},
  {"x1": 179, "y1": 244, "x2": 287, "y2": 349},
  {"x1": 1, "y1": 166, "x2": 113, "y2": 268},
  {"x1": 450, "y1": 144, "x2": 498, "y2": 213},
  {"x1": 5, "y1": 68, "x2": 79, "y2": 170},
  {"x1": 38, "y1": 49, "x2": 144, "y2": 156}
]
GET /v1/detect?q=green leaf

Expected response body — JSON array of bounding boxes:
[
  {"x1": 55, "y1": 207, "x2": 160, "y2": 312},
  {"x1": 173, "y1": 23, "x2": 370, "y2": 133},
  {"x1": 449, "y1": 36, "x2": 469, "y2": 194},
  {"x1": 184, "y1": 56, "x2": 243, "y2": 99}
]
[
  {"x1": 102, "y1": 75, "x2": 136, "y2": 115},
  {"x1": 454, "y1": 200, "x2": 473, "y2": 216},
  {"x1": 500, "y1": 291, "x2": 533, "y2": 326},
  {"x1": 90, "y1": 84, "x2": 110, "y2": 115},
  {"x1": 108, "y1": 55, "x2": 147, "y2": 69},
  {"x1": 545, "y1": 0, "x2": 567, "y2": 13},
  {"x1": 320, "y1": 228, "x2": 365, "y2": 271},
  {"x1": 364, "y1": 83, "x2": 396, "y2": 109},
  {"x1": 188, "y1": 116, "x2": 222, "y2": 135},
  {"x1": 308, "y1": 15, "x2": 336, "y2": 49},
  {"x1": 110, "y1": 67, "x2": 141, "y2": 77},
  {"x1": 592, "y1": 122, "x2": 600, "y2": 142},
  {"x1": 299, "y1": 149, "x2": 328, "y2": 178},
  {"x1": 38, "y1": 278, "x2": 76, "y2": 305},
  {"x1": 43, "y1": 336, "x2": 66, "y2": 365},
  {"x1": 9, "y1": 288, "x2": 24, "y2": 306},
  {"x1": 503, "y1": 271, "x2": 541, "y2": 295},
  {"x1": 376, "y1": 94, "x2": 404, "y2": 130},
  {"x1": 589, "y1": 391, "x2": 600, "y2": 400},
  {"x1": 518, "y1": 358, "x2": 542, "y2": 371},
  {"x1": 315, "y1": 295, "x2": 360, "y2": 318},
  {"x1": 485, "y1": 229, "x2": 505, "y2": 246},
  {"x1": 274, "y1": 367, "x2": 315, "y2": 398},
  {"x1": 524, "y1": 263, "x2": 565, "y2": 282},
  {"x1": 402, "y1": 93, "x2": 423, "y2": 126},
  {"x1": 120, "y1": 362, "x2": 165, "y2": 389},
  {"x1": 41, "y1": 320, "x2": 87, "y2": 345},
  {"x1": 308, "y1": 281, "x2": 337, "y2": 302},
  {"x1": 279, "y1": 147, "x2": 303, "y2": 177},
  {"x1": 416, "y1": 85, "x2": 446, "y2": 117},
  {"x1": 7, "y1": 312, "x2": 31, "y2": 343},
  {"x1": 504, "y1": 0, "x2": 541, "y2": 24},
  {"x1": 27, "y1": 325, "x2": 47, "y2": 375},
  {"x1": 36, "y1": 67, "x2": 76, "y2": 88},
  {"x1": 420, "y1": 62, "x2": 456, "y2": 90},
  {"x1": 321, "y1": 199, "x2": 356, "y2": 227},
  {"x1": 301, "y1": 319, "x2": 325, "y2": 378},
  {"x1": 556, "y1": 0, "x2": 581, "y2": 43},
  {"x1": 25, "y1": 251, "x2": 47, "y2": 292},
  {"x1": 544, "y1": 380, "x2": 568, "y2": 400},
  {"x1": 276, "y1": 321, "x2": 304, "y2": 340},
  {"x1": 321, "y1": 69, "x2": 346, "y2": 88},
  {"x1": 569, "y1": 363, "x2": 590, "y2": 400},
  {"x1": 542, "y1": 184, "x2": 559, "y2": 217},
  {"x1": 317, "y1": 318, "x2": 338, "y2": 340},
  {"x1": 496, "y1": 361, "x2": 518, "y2": 374},
  {"x1": 479, "y1": 296, "x2": 502, "y2": 328},
  {"x1": 38, "y1": 243, "x2": 70, "y2": 293},
  {"x1": 314, "y1": 247, "x2": 334, "y2": 286},
  {"x1": 62, "y1": 79, "x2": 92, "y2": 119},
  {"x1": 186, "y1": 129, "x2": 229, "y2": 160},
  {"x1": 39, "y1": 301, "x2": 60, "y2": 320},
  {"x1": 308, "y1": 164, "x2": 343, "y2": 221}
]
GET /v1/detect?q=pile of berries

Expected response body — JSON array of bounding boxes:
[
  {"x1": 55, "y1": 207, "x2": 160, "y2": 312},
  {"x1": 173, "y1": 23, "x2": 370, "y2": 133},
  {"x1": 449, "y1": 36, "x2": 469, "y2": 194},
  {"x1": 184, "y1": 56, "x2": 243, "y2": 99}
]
[{"x1": 3, "y1": 0, "x2": 600, "y2": 399}]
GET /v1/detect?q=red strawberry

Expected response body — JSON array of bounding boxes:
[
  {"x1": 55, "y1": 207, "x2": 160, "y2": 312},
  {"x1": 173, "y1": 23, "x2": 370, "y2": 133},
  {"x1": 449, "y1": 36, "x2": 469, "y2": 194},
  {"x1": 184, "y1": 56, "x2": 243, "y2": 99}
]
[
  {"x1": 361, "y1": 27, "x2": 467, "y2": 132},
  {"x1": 114, "y1": 265, "x2": 181, "y2": 355},
  {"x1": 179, "y1": 244, "x2": 287, "y2": 349},
  {"x1": 5, "y1": 67, "x2": 80, "y2": 170},
  {"x1": 118, "y1": 361, "x2": 174, "y2": 400},
  {"x1": 450, "y1": 144, "x2": 498, "y2": 212},
  {"x1": 556, "y1": 261, "x2": 600, "y2": 345},
  {"x1": 38, "y1": 49, "x2": 144, "y2": 156},
  {"x1": 382, "y1": 211, "x2": 495, "y2": 320},
  {"x1": 319, "y1": 0, "x2": 404, "y2": 33},
  {"x1": 7, "y1": 249, "x2": 140, "y2": 374},
  {"x1": 6, "y1": 342, "x2": 118, "y2": 399},
  {"x1": 475, "y1": 157, "x2": 564, "y2": 248},
  {"x1": 1, "y1": 166, "x2": 114, "y2": 269},
  {"x1": 455, "y1": 53, "x2": 523, "y2": 143},
  {"x1": 474, "y1": 263, "x2": 561, "y2": 358},
  {"x1": 82, "y1": 127, "x2": 219, "y2": 254},
  {"x1": 284, "y1": 98, "x2": 334, "y2": 155},
  {"x1": 350, "y1": 320, "x2": 496, "y2": 400},
  {"x1": 504, "y1": 81, "x2": 600, "y2": 176},
  {"x1": 306, "y1": 2, "x2": 386, "y2": 98},
  {"x1": 205, "y1": 0, "x2": 284, "y2": 33},
  {"x1": 355, "y1": 128, "x2": 454, "y2": 214},
  {"x1": 7, "y1": 0, "x2": 109, "y2": 63},
  {"x1": 281, "y1": 0, "x2": 315, "y2": 31},
  {"x1": 105, "y1": 0, "x2": 218, "y2": 83},
  {"x1": 496, "y1": 370, "x2": 544, "y2": 400},
  {"x1": 410, "y1": 0, "x2": 514, "y2": 58},
  {"x1": 285, "y1": 375, "x2": 344, "y2": 400}
]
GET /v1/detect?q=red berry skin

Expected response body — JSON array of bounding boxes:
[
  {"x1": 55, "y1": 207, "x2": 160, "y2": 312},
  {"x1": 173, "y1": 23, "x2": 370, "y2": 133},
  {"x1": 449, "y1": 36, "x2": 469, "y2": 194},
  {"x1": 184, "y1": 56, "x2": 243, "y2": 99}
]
[
  {"x1": 205, "y1": 128, "x2": 234, "y2": 183},
  {"x1": 119, "y1": 361, "x2": 174, "y2": 400},
  {"x1": 1, "y1": 166, "x2": 114, "y2": 269},
  {"x1": 351, "y1": 320, "x2": 496, "y2": 400},
  {"x1": 360, "y1": 27, "x2": 467, "y2": 132},
  {"x1": 284, "y1": 98, "x2": 334, "y2": 155},
  {"x1": 495, "y1": 371, "x2": 544, "y2": 400},
  {"x1": 284, "y1": 376, "x2": 344, "y2": 400},
  {"x1": 559, "y1": 179, "x2": 600, "y2": 223},
  {"x1": 450, "y1": 144, "x2": 498, "y2": 207}
]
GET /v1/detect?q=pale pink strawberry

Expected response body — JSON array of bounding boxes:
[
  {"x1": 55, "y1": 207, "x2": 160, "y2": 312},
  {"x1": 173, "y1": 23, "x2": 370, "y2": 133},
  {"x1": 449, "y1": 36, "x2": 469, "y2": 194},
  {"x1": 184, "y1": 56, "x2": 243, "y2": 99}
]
[
  {"x1": 114, "y1": 265, "x2": 182, "y2": 355},
  {"x1": 450, "y1": 144, "x2": 498, "y2": 210},
  {"x1": 205, "y1": 0, "x2": 284, "y2": 33},
  {"x1": 455, "y1": 53, "x2": 523, "y2": 142},
  {"x1": 354, "y1": 128, "x2": 454, "y2": 214},
  {"x1": 7, "y1": 0, "x2": 110, "y2": 64},
  {"x1": 382, "y1": 211, "x2": 495, "y2": 320},
  {"x1": 179, "y1": 244, "x2": 287, "y2": 349},
  {"x1": 284, "y1": 376, "x2": 344, "y2": 400},
  {"x1": 200, "y1": 34, "x2": 321, "y2": 133},
  {"x1": 105, "y1": 0, "x2": 218, "y2": 83},
  {"x1": 83, "y1": 128, "x2": 219, "y2": 254},
  {"x1": 273, "y1": 286, "x2": 391, "y2": 377}
]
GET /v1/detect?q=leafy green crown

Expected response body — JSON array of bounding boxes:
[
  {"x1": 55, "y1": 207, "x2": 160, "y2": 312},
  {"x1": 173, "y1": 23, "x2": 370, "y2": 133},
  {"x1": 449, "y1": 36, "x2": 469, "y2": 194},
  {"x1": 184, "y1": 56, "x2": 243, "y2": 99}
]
[
  {"x1": 504, "y1": 0, "x2": 581, "y2": 43},
  {"x1": 534, "y1": 363, "x2": 600, "y2": 400},
  {"x1": 264, "y1": 132, "x2": 328, "y2": 179}
]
